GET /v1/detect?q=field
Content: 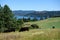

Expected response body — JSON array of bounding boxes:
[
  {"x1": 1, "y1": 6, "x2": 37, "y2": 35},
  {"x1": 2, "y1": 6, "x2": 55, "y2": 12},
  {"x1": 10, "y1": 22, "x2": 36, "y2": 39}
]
[
  {"x1": 0, "y1": 29, "x2": 60, "y2": 40},
  {"x1": 25, "y1": 17, "x2": 60, "y2": 29},
  {"x1": 0, "y1": 17, "x2": 60, "y2": 40}
]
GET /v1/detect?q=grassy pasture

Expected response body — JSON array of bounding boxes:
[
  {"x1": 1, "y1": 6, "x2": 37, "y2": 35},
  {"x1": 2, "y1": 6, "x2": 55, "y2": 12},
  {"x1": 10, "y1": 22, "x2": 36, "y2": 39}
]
[
  {"x1": 0, "y1": 17, "x2": 60, "y2": 40},
  {"x1": 24, "y1": 17, "x2": 60, "y2": 29},
  {"x1": 0, "y1": 29, "x2": 60, "y2": 40}
]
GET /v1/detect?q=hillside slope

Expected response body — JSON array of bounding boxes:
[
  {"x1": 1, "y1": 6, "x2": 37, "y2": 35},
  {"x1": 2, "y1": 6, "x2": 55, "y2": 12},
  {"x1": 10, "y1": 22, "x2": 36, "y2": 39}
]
[
  {"x1": 13, "y1": 10, "x2": 60, "y2": 17},
  {"x1": 25, "y1": 17, "x2": 60, "y2": 29},
  {"x1": 0, "y1": 29, "x2": 60, "y2": 40},
  {"x1": 0, "y1": 17, "x2": 60, "y2": 40}
]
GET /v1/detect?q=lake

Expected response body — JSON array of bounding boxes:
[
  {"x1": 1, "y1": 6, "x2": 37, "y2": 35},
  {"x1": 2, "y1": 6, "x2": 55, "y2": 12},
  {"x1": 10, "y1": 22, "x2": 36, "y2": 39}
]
[
  {"x1": 15, "y1": 16, "x2": 40, "y2": 20},
  {"x1": 15, "y1": 16, "x2": 48, "y2": 20}
]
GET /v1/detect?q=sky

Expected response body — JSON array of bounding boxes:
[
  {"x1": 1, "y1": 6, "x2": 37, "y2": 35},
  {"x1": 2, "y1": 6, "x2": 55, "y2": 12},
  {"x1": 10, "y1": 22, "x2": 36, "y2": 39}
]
[{"x1": 0, "y1": 0, "x2": 60, "y2": 11}]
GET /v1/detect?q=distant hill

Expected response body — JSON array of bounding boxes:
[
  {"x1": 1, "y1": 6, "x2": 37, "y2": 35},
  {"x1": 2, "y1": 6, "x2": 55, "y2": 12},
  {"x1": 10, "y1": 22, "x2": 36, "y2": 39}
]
[
  {"x1": 13, "y1": 10, "x2": 60, "y2": 17},
  {"x1": 24, "y1": 11, "x2": 60, "y2": 17},
  {"x1": 13, "y1": 10, "x2": 35, "y2": 16}
]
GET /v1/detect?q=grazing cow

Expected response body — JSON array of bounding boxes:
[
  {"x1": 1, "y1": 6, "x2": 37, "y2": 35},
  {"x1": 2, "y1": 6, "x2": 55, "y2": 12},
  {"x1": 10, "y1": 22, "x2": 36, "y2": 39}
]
[
  {"x1": 3, "y1": 28, "x2": 15, "y2": 33},
  {"x1": 19, "y1": 27, "x2": 29, "y2": 32}
]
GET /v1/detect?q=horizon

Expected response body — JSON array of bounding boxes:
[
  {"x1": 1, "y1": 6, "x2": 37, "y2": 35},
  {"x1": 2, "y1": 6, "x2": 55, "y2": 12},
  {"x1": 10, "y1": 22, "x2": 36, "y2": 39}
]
[
  {"x1": 0, "y1": 0, "x2": 60, "y2": 11},
  {"x1": 12, "y1": 9, "x2": 60, "y2": 11}
]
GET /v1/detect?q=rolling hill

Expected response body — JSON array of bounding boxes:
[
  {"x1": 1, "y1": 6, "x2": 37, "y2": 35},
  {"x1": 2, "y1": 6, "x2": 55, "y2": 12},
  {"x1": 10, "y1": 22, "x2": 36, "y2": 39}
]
[
  {"x1": 24, "y1": 17, "x2": 60, "y2": 29},
  {"x1": 13, "y1": 10, "x2": 60, "y2": 17},
  {"x1": 0, "y1": 17, "x2": 60, "y2": 40},
  {"x1": 13, "y1": 10, "x2": 35, "y2": 16}
]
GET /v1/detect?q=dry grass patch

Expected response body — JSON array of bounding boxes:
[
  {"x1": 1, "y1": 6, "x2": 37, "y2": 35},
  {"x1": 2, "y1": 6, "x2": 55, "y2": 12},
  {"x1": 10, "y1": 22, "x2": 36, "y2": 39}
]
[{"x1": 0, "y1": 29, "x2": 60, "y2": 40}]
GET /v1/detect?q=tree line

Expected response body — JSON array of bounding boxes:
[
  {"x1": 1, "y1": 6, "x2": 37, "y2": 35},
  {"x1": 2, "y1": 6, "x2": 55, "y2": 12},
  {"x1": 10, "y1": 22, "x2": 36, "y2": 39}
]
[
  {"x1": 0, "y1": 5, "x2": 24, "y2": 32},
  {"x1": 22, "y1": 17, "x2": 38, "y2": 22},
  {"x1": 0, "y1": 5, "x2": 38, "y2": 32}
]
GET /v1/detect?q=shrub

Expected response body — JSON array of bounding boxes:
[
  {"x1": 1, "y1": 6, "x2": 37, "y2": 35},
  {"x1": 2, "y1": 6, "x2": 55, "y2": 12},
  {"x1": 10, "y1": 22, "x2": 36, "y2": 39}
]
[
  {"x1": 52, "y1": 26, "x2": 55, "y2": 29},
  {"x1": 31, "y1": 24, "x2": 39, "y2": 29}
]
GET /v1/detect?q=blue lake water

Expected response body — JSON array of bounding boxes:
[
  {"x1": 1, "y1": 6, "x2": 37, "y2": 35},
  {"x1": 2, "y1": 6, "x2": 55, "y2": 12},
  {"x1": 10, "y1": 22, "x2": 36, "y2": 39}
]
[
  {"x1": 15, "y1": 15, "x2": 50, "y2": 20},
  {"x1": 15, "y1": 16, "x2": 41, "y2": 20}
]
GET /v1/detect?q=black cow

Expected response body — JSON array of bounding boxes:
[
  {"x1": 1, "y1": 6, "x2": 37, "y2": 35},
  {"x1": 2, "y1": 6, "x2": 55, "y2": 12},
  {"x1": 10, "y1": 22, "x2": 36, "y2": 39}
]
[
  {"x1": 19, "y1": 27, "x2": 29, "y2": 32},
  {"x1": 3, "y1": 28, "x2": 15, "y2": 33}
]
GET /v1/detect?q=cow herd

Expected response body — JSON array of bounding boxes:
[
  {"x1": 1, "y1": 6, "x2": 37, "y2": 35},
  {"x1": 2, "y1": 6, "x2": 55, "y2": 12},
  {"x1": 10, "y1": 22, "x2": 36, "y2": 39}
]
[
  {"x1": 3, "y1": 27, "x2": 29, "y2": 33},
  {"x1": 3, "y1": 24, "x2": 38, "y2": 33},
  {"x1": 2, "y1": 24, "x2": 55, "y2": 33}
]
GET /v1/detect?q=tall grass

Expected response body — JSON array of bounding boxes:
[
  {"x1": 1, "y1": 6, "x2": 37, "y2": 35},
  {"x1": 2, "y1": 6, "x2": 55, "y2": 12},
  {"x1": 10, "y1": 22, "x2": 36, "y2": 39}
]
[
  {"x1": 0, "y1": 29, "x2": 60, "y2": 40},
  {"x1": 0, "y1": 17, "x2": 60, "y2": 40}
]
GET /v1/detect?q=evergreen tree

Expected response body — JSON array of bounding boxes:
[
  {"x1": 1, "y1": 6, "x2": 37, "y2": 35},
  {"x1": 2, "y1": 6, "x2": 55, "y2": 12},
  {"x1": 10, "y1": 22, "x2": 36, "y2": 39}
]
[
  {"x1": 3, "y1": 5, "x2": 14, "y2": 29},
  {"x1": 0, "y1": 5, "x2": 24, "y2": 32},
  {"x1": 16, "y1": 19, "x2": 24, "y2": 30},
  {"x1": 23, "y1": 17, "x2": 27, "y2": 22},
  {"x1": 0, "y1": 5, "x2": 5, "y2": 32},
  {"x1": 32, "y1": 17, "x2": 37, "y2": 21},
  {"x1": 28, "y1": 17, "x2": 30, "y2": 22}
]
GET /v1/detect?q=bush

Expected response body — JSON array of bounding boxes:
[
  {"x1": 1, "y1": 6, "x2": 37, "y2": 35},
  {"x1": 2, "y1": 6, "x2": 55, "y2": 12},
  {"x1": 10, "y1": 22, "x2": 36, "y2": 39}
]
[
  {"x1": 52, "y1": 26, "x2": 55, "y2": 29},
  {"x1": 31, "y1": 24, "x2": 39, "y2": 29}
]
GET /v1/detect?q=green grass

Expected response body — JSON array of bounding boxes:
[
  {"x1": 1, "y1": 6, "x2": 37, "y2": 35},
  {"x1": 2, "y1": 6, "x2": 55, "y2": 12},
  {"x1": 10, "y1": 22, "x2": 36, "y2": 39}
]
[
  {"x1": 24, "y1": 17, "x2": 60, "y2": 29},
  {"x1": 0, "y1": 17, "x2": 60, "y2": 40}
]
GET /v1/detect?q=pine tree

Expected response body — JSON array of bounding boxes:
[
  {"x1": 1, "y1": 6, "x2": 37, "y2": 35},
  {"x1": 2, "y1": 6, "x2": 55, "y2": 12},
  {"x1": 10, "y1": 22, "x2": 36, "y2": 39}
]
[
  {"x1": 0, "y1": 5, "x2": 5, "y2": 32},
  {"x1": 33, "y1": 17, "x2": 37, "y2": 21},
  {"x1": 28, "y1": 17, "x2": 30, "y2": 22},
  {"x1": 0, "y1": 5, "x2": 24, "y2": 32},
  {"x1": 3, "y1": 5, "x2": 14, "y2": 29}
]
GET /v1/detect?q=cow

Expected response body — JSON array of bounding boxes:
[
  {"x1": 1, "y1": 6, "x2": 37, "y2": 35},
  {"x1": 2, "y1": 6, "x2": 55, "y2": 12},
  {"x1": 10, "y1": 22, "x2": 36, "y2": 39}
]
[
  {"x1": 19, "y1": 27, "x2": 29, "y2": 32},
  {"x1": 3, "y1": 28, "x2": 15, "y2": 33}
]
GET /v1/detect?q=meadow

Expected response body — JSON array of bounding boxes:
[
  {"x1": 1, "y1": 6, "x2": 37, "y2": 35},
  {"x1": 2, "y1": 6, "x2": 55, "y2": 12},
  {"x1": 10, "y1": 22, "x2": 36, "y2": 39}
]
[
  {"x1": 0, "y1": 17, "x2": 60, "y2": 40},
  {"x1": 25, "y1": 17, "x2": 60, "y2": 29}
]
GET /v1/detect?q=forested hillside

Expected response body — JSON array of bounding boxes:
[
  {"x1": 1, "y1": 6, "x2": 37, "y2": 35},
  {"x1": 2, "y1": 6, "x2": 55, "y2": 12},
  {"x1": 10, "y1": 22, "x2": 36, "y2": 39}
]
[{"x1": 13, "y1": 10, "x2": 60, "y2": 17}]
